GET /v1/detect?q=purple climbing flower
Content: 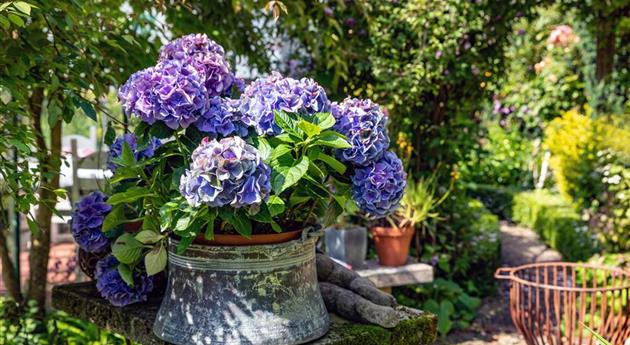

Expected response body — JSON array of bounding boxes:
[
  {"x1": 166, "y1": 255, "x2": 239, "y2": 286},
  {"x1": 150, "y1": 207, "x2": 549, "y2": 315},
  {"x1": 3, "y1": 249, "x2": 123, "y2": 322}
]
[
  {"x1": 352, "y1": 151, "x2": 406, "y2": 217},
  {"x1": 238, "y1": 72, "x2": 331, "y2": 135},
  {"x1": 70, "y1": 191, "x2": 112, "y2": 253},
  {"x1": 179, "y1": 136, "x2": 271, "y2": 211},
  {"x1": 331, "y1": 97, "x2": 390, "y2": 166},
  {"x1": 95, "y1": 255, "x2": 154, "y2": 307}
]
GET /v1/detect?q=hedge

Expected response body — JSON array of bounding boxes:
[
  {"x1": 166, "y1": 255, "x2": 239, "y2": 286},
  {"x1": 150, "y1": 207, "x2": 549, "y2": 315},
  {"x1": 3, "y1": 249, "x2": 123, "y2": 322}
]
[{"x1": 512, "y1": 189, "x2": 597, "y2": 261}]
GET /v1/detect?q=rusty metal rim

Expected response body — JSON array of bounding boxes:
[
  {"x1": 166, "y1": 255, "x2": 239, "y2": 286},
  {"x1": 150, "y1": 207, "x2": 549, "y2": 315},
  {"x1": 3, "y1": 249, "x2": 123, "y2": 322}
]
[{"x1": 495, "y1": 262, "x2": 630, "y2": 292}]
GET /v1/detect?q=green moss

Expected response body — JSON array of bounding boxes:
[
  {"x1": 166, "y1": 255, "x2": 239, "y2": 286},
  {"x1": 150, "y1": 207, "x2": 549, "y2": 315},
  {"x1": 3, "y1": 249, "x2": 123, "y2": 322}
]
[
  {"x1": 391, "y1": 313, "x2": 438, "y2": 345},
  {"x1": 318, "y1": 313, "x2": 437, "y2": 345}
]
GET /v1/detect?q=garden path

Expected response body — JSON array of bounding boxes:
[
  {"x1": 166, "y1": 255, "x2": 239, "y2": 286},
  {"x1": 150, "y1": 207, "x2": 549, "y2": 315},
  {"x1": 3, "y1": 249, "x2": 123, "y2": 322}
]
[{"x1": 438, "y1": 221, "x2": 561, "y2": 345}]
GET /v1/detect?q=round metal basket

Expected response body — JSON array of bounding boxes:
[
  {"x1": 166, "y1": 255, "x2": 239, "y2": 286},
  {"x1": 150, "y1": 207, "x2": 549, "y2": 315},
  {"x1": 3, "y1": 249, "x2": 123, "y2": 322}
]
[{"x1": 495, "y1": 262, "x2": 630, "y2": 345}]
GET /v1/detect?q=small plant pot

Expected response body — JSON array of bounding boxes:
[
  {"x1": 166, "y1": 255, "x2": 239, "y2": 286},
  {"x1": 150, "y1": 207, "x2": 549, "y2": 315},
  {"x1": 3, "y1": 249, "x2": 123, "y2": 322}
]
[
  {"x1": 323, "y1": 226, "x2": 367, "y2": 268},
  {"x1": 370, "y1": 226, "x2": 414, "y2": 267}
]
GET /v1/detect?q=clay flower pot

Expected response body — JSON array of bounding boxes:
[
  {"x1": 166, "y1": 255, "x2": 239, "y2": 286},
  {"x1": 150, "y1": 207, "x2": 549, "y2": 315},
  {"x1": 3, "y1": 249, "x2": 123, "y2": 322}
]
[{"x1": 370, "y1": 226, "x2": 414, "y2": 267}]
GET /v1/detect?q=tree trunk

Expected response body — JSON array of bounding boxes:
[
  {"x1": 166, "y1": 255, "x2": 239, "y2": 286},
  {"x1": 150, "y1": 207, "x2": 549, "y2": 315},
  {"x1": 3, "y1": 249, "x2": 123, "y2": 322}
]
[
  {"x1": 0, "y1": 227, "x2": 21, "y2": 302},
  {"x1": 595, "y1": 12, "x2": 616, "y2": 82},
  {"x1": 26, "y1": 88, "x2": 62, "y2": 309}
]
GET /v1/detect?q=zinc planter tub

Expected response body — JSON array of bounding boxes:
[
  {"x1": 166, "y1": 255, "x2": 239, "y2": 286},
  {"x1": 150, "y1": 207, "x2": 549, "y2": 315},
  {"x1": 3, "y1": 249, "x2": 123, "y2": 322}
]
[{"x1": 153, "y1": 228, "x2": 330, "y2": 345}]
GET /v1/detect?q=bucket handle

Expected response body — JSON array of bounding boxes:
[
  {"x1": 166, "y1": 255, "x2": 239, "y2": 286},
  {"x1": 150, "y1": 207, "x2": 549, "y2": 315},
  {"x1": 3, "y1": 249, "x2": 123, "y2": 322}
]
[{"x1": 495, "y1": 267, "x2": 514, "y2": 280}]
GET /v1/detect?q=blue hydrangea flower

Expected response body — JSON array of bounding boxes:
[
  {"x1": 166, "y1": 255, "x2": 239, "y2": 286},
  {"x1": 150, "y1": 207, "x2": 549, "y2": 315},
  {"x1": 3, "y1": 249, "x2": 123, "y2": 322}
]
[
  {"x1": 118, "y1": 60, "x2": 208, "y2": 130},
  {"x1": 194, "y1": 97, "x2": 248, "y2": 137},
  {"x1": 159, "y1": 33, "x2": 240, "y2": 98},
  {"x1": 332, "y1": 98, "x2": 390, "y2": 166},
  {"x1": 70, "y1": 191, "x2": 112, "y2": 253},
  {"x1": 107, "y1": 134, "x2": 162, "y2": 171},
  {"x1": 95, "y1": 255, "x2": 154, "y2": 307},
  {"x1": 238, "y1": 72, "x2": 331, "y2": 135},
  {"x1": 179, "y1": 136, "x2": 271, "y2": 211},
  {"x1": 352, "y1": 151, "x2": 406, "y2": 217}
]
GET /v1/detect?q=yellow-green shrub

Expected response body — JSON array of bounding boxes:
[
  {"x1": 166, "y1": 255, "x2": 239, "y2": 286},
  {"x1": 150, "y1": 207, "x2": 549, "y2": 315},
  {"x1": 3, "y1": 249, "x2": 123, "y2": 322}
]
[{"x1": 543, "y1": 108, "x2": 630, "y2": 252}]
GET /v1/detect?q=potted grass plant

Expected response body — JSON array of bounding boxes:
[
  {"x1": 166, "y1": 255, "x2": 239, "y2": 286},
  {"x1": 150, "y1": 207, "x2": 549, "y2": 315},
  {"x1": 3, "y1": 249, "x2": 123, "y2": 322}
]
[
  {"x1": 371, "y1": 175, "x2": 450, "y2": 267},
  {"x1": 69, "y1": 34, "x2": 406, "y2": 345}
]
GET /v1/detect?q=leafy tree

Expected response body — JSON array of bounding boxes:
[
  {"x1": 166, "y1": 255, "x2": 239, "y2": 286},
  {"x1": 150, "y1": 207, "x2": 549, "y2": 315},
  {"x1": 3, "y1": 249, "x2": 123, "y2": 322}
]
[{"x1": 0, "y1": 0, "x2": 160, "y2": 310}]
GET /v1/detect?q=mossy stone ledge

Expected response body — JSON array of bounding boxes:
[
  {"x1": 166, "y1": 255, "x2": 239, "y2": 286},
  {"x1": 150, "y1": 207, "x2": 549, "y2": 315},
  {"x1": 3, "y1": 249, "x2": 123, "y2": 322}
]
[{"x1": 52, "y1": 282, "x2": 437, "y2": 345}]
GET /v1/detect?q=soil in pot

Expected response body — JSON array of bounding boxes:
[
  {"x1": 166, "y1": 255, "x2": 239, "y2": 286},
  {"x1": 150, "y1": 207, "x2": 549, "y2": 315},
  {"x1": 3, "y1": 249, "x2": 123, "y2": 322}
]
[{"x1": 370, "y1": 226, "x2": 414, "y2": 267}]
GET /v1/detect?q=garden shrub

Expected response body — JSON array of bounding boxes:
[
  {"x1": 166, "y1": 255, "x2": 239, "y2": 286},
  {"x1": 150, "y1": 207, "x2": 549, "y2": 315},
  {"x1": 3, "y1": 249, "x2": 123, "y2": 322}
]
[
  {"x1": 424, "y1": 196, "x2": 501, "y2": 297},
  {"x1": 544, "y1": 108, "x2": 630, "y2": 252},
  {"x1": 395, "y1": 278, "x2": 481, "y2": 336},
  {"x1": 465, "y1": 183, "x2": 518, "y2": 220},
  {"x1": 0, "y1": 297, "x2": 132, "y2": 345},
  {"x1": 512, "y1": 189, "x2": 596, "y2": 261}
]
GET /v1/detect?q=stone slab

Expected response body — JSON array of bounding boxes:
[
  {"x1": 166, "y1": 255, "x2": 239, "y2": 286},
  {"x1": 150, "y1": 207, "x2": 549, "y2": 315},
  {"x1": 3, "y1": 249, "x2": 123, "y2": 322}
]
[
  {"x1": 356, "y1": 260, "x2": 434, "y2": 288},
  {"x1": 52, "y1": 282, "x2": 437, "y2": 345}
]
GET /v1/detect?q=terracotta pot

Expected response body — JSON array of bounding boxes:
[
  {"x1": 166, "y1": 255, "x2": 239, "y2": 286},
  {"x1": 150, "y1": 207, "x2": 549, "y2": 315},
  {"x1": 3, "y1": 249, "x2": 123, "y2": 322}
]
[
  {"x1": 370, "y1": 226, "x2": 414, "y2": 267},
  {"x1": 194, "y1": 229, "x2": 303, "y2": 246}
]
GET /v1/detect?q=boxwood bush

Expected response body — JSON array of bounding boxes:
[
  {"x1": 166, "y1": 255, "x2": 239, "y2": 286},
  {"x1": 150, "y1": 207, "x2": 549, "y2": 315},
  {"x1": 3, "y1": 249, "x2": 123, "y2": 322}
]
[{"x1": 512, "y1": 189, "x2": 597, "y2": 261}]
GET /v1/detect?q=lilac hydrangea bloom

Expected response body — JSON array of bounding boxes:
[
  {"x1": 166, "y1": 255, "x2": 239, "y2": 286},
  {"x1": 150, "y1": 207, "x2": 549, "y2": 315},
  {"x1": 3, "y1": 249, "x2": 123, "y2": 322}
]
[
  {"x1": 118, "y1": 60, "x2": 208, "y2": 130},
  {"x1": 179, "y1": 136, "x2": 271, "y2": 211},
  {"x1": 352, "y1": 151, "x2": 406, "y2": 217},
  {"x1": 70, "y1": 191, "x2": 112, "y2": 253},
  {"x1": 239, "y1": 72, "x2": 331, "y2": 135},
  {"x1": 159, "y1": 33, "x2": 239, "y2": 98},
  {"x1": 331, "y1": 98, "x2": 390, "y2": 166},
  {"x1": 95, "y1": 255, "x2": 154, "y2": 307},
  {"x1": 194, "y1": 97, "x2": 248, "y2": 137},
  {"x1": 107, "y1": 134, "x2": 162, "y2": 171}
]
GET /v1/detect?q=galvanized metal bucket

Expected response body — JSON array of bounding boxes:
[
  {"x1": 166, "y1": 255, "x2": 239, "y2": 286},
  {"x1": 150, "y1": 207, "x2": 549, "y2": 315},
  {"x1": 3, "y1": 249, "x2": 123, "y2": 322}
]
[{"x1": 153, "y1": 228, "x2": 330, "y2": 345}]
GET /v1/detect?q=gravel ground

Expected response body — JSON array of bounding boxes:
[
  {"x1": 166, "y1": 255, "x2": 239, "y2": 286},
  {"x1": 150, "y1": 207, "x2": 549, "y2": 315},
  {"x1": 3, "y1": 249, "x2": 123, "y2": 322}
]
[{"x1": 436, "y1": 222, "x2": 562, "y2": 345}]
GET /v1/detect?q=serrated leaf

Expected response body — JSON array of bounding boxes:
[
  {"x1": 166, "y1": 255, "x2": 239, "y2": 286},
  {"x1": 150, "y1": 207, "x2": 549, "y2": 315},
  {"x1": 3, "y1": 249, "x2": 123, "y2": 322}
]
[
  {"x1": 267, "y1": 195, "x2": 285, "y2": 216},
  {"x1": 102, "y1": 204, "x2": 125, "y2": 232},
  {"x1": 174, "y1": 215, "x2": 191, "y2": 232},
  {"x1": 145, "y1": 244, "x2": 167, "y2": 276},
  {"x1": 104, "y1": 125, "x2": 116, "y2": 146},
  {"x1": 112, "y1": 233, "x2": 143, "y2": 264},
  {"x1": 298, "y1": 119, "x2": 321, "y2": 137},
  {"x1": 315, "y1": 134, "x2": 351, "y2": 149},
  {"x1": 272, "y1": 156, "x2": 309, "y2": 193},
  {"x1": 118, "y1": 264, "x2": 134, "y2": 287},
  {"x1": 176, "y1": 236, "x2": 194, "y2": 255},
  {"x1": 7, "y1": 13, "x2": 24, "y2": 27},
  {"x1": 107, "y1": 186, "x2": 153, "y2": 205},
  {"x1": 220, "y1": 209, "x2": 252, "y2": 238},
  {"x1": 149, "y1": 122, "x2": 173, "y2": 139},
  {"x1": 135, "y1": 230, "x2": 163, "y2": 244},
  {"x1": 317, "y1": 153, "x2": 346, "y2": 174},
  {"x1": 270, "y1": 144, "x2": 292, "y2": 161},
  {"x1": 314, "y1": 112, "x2": 335, "y2": 130},
  {"x1": 253, "y1": 137, "x2": 271, "y2": 161}
]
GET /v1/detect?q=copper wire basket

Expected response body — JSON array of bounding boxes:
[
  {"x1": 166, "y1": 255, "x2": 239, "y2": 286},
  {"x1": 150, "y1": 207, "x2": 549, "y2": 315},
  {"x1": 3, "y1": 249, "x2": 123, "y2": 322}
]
[{"x1": 495, "y1": 262, "x2": 630, "y2": 345}]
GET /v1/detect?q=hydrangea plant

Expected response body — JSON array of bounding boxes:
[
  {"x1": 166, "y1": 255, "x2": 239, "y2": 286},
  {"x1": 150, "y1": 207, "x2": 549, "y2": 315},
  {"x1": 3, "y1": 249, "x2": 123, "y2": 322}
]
[{"x1": 70, "y1": 34, "x2": 406, "y2": 307}]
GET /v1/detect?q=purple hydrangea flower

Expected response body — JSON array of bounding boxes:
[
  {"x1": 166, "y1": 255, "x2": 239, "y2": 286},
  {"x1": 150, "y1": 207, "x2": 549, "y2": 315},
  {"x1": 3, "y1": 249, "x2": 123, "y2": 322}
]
[
  {"x1": 239, "y1": 72, "x2": 331, "y2": 135},
  {"x1": 95, "y1": 255, "x2": 154, "y2": 307},
  {"x1": 70, "y1": 191, "x2": 112, "y2": 253},
  {"x1": 107, "y1": 133, "x2": 162, "y2": 171},
  {"x1": 118, "y1": 60, "x2": 208, "y2": 130},
  {"x1": 159, "y1": 33, "x2": 239, "y2": 98},
  {"x1": 194, "y1": 97, "x2": 248, "y2": 137},
  {"x1": 179, "y1": 136, "x2": 271, "y2": 211},
  {"x1": 332, "y1": 98, "x2": 390, "y2": 166},
  {"x1": 159, "y1": 33, "x2": 226, "y2": 60},
  {"x1": 352, "y1": 151, "x2": 406, "y2": 217}
]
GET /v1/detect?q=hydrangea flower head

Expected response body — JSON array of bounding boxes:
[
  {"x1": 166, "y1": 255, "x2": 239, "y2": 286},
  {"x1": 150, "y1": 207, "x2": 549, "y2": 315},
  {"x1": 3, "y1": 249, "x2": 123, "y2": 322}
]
[
  {"x1": 179, "y1": 136, "x2": 271, "y2": 211},
  {"x1": 239, "y1": 72, "x2": 330, "y2": 135},
  {"x1": 352, "y1": 151, "x2": 406, "y2": 217},
  {"x1": 70, "y1": 191, "x2": 112, "y2": 253},
  {"x1": 194, "y1": 97, "x2": 248, "y2": 137},
  {"x1": 159, "y1": 33, "x2": 239, "y2": 98},
  {"x1": 95, "y1": 255, "x2": 154, "y2": 307},
  {"x1": 118, "y1": 60, "x2": 208, "y2": 130},
  {"x1": 332, "y1": 97, "x2": 390, "y2": 166},
  {"x1": 107, "y1": 133, "x2": 162, "y2": 171}
]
